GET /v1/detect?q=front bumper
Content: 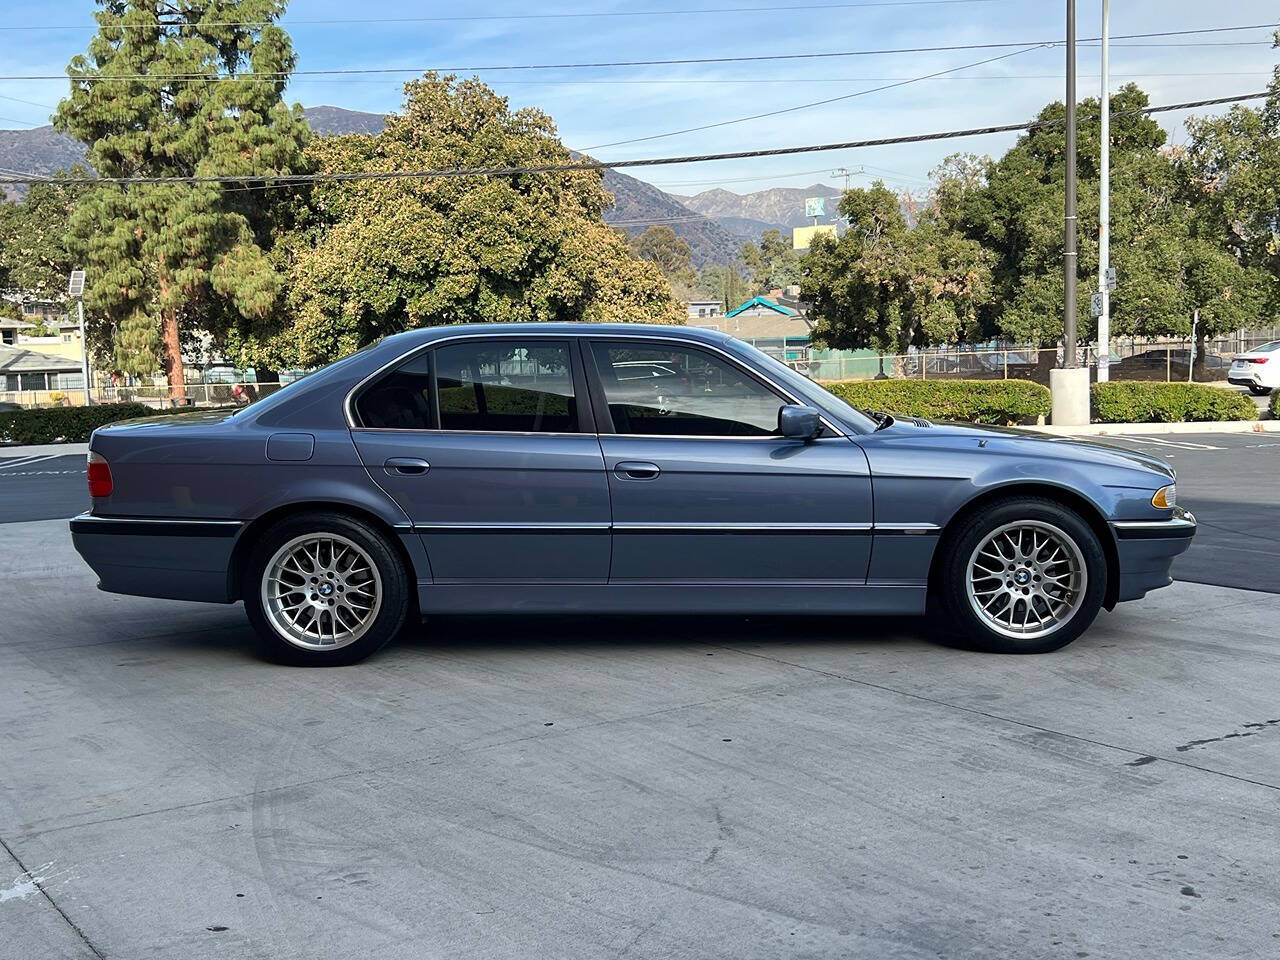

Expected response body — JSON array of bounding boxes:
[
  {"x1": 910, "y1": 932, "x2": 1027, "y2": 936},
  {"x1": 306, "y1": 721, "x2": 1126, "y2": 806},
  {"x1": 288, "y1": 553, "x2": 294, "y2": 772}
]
[
  {"x1": 70, "y1": 513, "x2": 243, "y2": 603},
  {"x1": 1110, "y1": 507, "x2": 1196, "y2": 602}
]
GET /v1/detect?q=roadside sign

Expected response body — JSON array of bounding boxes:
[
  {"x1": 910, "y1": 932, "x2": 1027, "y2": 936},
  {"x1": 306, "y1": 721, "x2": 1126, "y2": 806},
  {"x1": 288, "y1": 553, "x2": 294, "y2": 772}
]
[
  {"x1": 68, "y1": 269, "x2": 86, "y2": 296},
  {"x1": 1090, "y1": 292, "x2": 1104, "y2": 318},
  {"x1": 1104, "y1": 266, "x2": 1117, "y2": 291},
  {"x1": 804, "y1": 197, "x2": 826, "y2": 219}
]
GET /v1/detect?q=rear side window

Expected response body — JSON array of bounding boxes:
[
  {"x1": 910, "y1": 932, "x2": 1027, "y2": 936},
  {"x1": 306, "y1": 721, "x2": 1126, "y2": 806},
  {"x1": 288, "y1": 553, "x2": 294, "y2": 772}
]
[
  {"x1": 355, "y1": 352, "x2": 433, "y2": 429},
  {"x1": 435, "y1": 340, "x2": 577, "y2": 433}
]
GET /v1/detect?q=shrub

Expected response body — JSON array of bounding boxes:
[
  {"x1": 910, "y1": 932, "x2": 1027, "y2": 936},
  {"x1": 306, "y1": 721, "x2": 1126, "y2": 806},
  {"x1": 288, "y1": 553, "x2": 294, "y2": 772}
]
[
  {"x1": 1091, "y1": 382, "x2": 1257, "y2": 423},
  {"x1": 1270, "y1": 390, "x2": 1279, "y2": 419},
  {"x1": 0, "y1": 403, "x2": 233, "y2": 445},
  {"x1": 824, "y1": 379, "x2": 1052, "y2": 425}
]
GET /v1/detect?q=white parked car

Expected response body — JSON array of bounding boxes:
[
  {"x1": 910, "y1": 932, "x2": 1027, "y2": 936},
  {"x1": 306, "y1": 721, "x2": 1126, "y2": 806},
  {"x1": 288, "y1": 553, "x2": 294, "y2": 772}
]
[{"x1": 1227, "y1": 340, "x2": 1280, "y2": 396}]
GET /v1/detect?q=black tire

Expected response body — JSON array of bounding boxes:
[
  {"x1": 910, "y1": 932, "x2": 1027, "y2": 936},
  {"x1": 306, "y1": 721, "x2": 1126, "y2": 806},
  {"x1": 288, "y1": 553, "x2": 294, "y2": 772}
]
[
  {"x1": 935, "y1": 497, "x2": 1107, "y2": 654},
  {"x1": 1248, "y1": 385, "x2": 1272, "y2": 397},
  {"x1": 243, "y1": 512, "x2": 412, "y2": 666}
]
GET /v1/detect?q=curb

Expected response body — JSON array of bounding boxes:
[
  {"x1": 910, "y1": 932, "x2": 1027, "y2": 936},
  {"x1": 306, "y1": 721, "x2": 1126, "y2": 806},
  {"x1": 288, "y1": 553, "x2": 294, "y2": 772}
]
[
  {"x1": 0, "y1": 442, "x2": 90, "y2": 459},
  {"x1": 1027, "y1": 420, "x2": 1280, "y2": 436}
]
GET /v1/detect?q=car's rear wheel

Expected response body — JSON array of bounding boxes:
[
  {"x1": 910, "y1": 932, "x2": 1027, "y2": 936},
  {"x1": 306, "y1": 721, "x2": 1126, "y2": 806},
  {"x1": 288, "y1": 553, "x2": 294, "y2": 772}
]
[
  {"x1": 936, "y1": 497, "x2": 1106, "y2": 654},
  {"x1": 244, "y1": 512, "x2": 411, "y2": 666}
]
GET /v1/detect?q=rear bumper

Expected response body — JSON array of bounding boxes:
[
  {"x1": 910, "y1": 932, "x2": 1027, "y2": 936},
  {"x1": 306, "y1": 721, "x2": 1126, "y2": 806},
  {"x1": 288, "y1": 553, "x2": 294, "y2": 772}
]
[
  {"x1": 70, "y1": 514, "x2": 243, "y2": 603},
  {"x1": 1110, "y1": 509, "x2": 1196, "y2": 602}
]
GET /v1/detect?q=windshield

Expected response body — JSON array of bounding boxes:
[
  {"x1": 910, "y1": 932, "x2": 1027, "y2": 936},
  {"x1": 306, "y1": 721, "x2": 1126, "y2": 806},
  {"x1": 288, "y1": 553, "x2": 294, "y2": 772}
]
[
  {"x1": 727, "y1": 339, "x2": 878, "y2": 433},
  {"x1": 1252, "y1": 340, "x2": 1280, "y2": 353}
]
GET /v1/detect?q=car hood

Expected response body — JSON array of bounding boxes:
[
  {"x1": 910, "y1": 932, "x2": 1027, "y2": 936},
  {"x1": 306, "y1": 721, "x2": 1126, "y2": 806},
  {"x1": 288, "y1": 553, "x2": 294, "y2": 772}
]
[{"x1": 878, "y1": 417, "x2": 1175, "y2": 478}]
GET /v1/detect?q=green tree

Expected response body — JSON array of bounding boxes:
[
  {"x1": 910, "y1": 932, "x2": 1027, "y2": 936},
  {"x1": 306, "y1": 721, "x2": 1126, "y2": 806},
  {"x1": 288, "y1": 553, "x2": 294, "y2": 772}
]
[
  {"x1": 237, "y1": 74, "x2": 680, "y2": 369},
  {"x1": 54, "y1": 0, "x2": 309, "y2": 393},
  {"x1": 629, "y1": 225, "x2": 697, "y2": 301},
  {"x1": 696, "y1": 263, "x2": 752, "y2": 312},
  {"x1": 801, "y1": 183, "x2": 993, "y2": 372},
  {"x1": 933, "y1": 83, "x2": 1269, "y2": 357},
  {"x1": 1181, "y1": 29, "x2": 1280, "y2": 285},
  {"x1": 740, "y1": 228, "x2": 801, "y2": 294},
  {"x1": 0, "y1": 173, "x2": 83, "y2": 306}
]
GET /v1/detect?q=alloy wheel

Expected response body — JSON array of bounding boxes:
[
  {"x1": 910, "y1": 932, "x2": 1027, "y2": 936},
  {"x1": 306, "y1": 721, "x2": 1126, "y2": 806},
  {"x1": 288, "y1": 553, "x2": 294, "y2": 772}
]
[
  {"x1": 261, "y1": 533, "x2": 383, "y2": 651},
  {"x1": 964, "y1": 520, "x2": 1087, "y2": 640}
]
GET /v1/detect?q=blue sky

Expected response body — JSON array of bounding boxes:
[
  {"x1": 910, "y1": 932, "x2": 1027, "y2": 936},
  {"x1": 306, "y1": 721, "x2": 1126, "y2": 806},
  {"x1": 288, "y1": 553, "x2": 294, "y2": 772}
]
[{"x1": 3, "y1": 1, "x2": 1279, "y2": 196}]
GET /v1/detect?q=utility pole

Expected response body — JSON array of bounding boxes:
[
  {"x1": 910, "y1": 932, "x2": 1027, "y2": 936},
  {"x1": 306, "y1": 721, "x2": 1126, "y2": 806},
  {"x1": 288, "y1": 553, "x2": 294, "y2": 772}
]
[
  {"x1": 68, "y1": 269, "x2": 90, "y2": 406},
  {"x1": 1096, "y1": 0, "x2": 1111, "y2": 382},
  {"x1": 1062, "y1": 0, "x2": 1078, "y2": 368},
  {"x1": 1050, "y1": 0, "x2": 1090, "y2": 424}
]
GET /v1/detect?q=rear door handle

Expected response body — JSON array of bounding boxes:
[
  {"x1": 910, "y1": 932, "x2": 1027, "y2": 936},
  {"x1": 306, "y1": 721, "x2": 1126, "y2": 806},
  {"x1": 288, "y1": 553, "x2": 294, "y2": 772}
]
[
  {"x1": 384, "y1": 457, "x2": 430, "y2": 476},
  {"x1": 614, "y1": 461, "x2": 661, "y2": 481}
]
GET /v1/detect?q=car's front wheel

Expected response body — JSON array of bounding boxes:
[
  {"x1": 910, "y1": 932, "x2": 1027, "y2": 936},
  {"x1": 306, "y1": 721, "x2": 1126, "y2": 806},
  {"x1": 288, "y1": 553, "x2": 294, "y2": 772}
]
[
  {"x1": 1248, "y1": 385, "x2": 1272, "y2": 396},
  {"x1": 936, "y1": 497, "x2": 1107, "y2": 654},
  {"x1": 244, "y1": 512, "x2": 411, "y2": 665}
]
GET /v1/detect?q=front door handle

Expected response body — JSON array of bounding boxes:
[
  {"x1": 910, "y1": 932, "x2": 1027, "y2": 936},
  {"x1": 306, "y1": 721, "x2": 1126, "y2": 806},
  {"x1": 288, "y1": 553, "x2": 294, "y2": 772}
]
[
  {"x1": 614, "y1": 461, "x2": 661, "y2": 481},
  {"x1": 384, "y1": 457, "x2": 430, "y2": 477}
]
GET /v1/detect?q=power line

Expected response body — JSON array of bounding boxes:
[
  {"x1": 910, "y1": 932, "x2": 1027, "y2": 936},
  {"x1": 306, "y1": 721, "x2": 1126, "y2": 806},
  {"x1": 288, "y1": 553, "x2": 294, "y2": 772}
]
[
  {"x1": 0, "y1": 91, "x2": 1264, "y2": 188},
  {"x1": 0, "y1": 93, "x2": 56, "y2": 109},
  {"x1": 583, "y1": 44, "x2": 1046, "y2": 150},
  {"x1": 0, "y1": 1, "x2": 1009, "y2": 31},
  {"x1": 2, "y1": 23, "x2": 1275, "y2": 82}
]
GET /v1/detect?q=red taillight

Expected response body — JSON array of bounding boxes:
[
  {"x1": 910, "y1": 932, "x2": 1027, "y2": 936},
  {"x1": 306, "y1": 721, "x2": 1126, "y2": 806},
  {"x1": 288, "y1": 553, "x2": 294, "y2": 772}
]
[
  {"x1": 87, "y1": 451, "x2": 113, "y2": 498},
  {"x1": 1243, "y1": 357, "x2": 1269, "y2": 364}
]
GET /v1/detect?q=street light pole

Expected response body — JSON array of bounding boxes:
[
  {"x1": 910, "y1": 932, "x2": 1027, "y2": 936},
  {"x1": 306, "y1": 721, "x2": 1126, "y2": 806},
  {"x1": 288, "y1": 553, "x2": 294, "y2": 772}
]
[
  {"x1": 68, "y1": 269, "x2": 90, "y2": 406},
  {"x1": 76, "y1": 297, "x2": 90, "y2": 406},
  {"x1": 1096, "y1": 0, "x2": 1111, "y2": 382},
  {"x1": 1050, "y1": 0, "x2": 1090, "y2": 424},
  {"x1": 1062, "y1": 0, "x2": 1078, "y2": 368}
]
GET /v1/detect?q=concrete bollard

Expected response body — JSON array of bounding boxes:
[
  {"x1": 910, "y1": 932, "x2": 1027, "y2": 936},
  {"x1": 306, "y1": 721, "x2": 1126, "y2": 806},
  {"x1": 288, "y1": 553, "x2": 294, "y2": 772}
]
[{"x1": 1050, "y1": 367, "x2": 1091, "y2": 426}]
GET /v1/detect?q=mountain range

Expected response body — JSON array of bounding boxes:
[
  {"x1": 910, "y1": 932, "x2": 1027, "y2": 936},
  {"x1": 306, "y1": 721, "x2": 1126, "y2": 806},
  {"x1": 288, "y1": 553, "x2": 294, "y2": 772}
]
[{"x1": 0, "y1": 105, "x2": 837, "y2": 268}]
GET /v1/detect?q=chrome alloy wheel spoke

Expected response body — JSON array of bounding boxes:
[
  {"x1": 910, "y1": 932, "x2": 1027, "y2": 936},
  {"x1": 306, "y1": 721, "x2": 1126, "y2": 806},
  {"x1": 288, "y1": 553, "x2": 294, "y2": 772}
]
[
  {"x1": 261, "y1": 533, "x2": 383, "y2": 651},
  {"x1": 964, "y1": 520, "x2": 1087, "y2": 640}
]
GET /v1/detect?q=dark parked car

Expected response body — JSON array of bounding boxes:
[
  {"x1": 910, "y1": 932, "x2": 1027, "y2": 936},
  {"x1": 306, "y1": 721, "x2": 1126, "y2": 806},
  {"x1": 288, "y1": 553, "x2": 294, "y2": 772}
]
[
  {"x1": 1108, "y1": 349, "x2": 1231, "y2": 382},
  {"x1": 71, "y1": 324, "x2": 1194, "y2": 665}
]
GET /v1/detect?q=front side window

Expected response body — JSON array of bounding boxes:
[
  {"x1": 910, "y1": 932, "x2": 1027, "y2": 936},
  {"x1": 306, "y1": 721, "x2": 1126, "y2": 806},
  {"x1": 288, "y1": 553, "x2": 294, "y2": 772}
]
[
  {"x1": 591, "y1": 342, "x2": 785, "y2": 436},
  {"x1": 436, "y1": 340, "x2": 577, "y2": 433}
]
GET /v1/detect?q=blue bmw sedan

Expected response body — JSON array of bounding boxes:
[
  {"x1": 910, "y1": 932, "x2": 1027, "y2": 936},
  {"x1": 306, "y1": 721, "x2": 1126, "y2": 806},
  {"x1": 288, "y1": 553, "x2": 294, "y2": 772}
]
[{"x1": 70, "y1": 324, "x2": 1194, "y2": 665}]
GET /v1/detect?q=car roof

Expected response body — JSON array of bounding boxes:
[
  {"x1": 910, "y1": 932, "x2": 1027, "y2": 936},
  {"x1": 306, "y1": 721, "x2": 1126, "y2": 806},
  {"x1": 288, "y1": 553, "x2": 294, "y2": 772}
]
[{"x1": 382, "y1": 322, "x2": 733, "y2": 349}]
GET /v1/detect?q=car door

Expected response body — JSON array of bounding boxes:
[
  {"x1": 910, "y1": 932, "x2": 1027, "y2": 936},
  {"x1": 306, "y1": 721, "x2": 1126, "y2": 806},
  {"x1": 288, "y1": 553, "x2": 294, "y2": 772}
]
[
  {"x1": 349, "y1": 336, "x2": 611, "y2": 583},
  {"x1": 586, "y1": 338, "x2": 873, "y2": 583}
]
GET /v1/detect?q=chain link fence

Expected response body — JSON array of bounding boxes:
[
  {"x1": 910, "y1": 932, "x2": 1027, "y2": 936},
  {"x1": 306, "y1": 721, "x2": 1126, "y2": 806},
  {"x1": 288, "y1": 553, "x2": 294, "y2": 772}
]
[
  {"x1": 6, "y1": 329, "x2": 1280, "y2": 409},
  {"x1": 755, "y1": 330, "x2": 1280, "y2": 385}
]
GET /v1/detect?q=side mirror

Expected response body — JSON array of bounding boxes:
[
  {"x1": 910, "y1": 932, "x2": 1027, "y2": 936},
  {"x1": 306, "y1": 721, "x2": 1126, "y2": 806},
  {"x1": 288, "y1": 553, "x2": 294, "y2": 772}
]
[{"x1": 778, "y1": 404, "x2": 823, "y2": 441}]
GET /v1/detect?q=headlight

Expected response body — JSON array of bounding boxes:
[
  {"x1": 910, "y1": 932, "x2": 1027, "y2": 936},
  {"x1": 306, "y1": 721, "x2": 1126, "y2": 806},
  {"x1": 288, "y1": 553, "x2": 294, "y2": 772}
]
[{"x1": 1151, "y1": 484, "x2": 1176, "y2": 509}]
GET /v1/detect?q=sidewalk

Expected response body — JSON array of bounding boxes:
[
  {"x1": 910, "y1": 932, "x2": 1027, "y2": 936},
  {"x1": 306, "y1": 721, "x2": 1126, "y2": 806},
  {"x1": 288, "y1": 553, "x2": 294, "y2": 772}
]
[{"x1": 1028, "y1": 419, "x2": 1280, "y2": 437}]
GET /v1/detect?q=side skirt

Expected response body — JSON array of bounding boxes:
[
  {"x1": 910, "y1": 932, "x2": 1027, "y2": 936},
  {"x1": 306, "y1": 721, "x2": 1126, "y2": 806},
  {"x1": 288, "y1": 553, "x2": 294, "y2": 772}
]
[{"x1": 415, "y1": 582, "x2": 927, "y2": 616}]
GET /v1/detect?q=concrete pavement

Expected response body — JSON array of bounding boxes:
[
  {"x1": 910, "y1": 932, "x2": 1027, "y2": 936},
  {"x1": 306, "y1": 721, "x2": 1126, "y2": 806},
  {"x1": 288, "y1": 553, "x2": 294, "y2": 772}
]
[{"x1": 2, "y1": 518, "x2": 1279, "y2": 959}]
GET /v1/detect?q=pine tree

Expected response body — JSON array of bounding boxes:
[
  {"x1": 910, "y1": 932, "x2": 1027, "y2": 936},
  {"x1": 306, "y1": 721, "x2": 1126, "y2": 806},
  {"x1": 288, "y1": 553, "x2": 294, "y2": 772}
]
[{"x1": 54, "y1": 1, "x2": 308, "y2": 399}]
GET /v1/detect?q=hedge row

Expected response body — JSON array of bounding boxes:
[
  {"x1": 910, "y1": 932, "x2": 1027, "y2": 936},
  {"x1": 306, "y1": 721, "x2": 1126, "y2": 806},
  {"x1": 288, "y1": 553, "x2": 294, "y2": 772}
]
[
  {"x1": 1091, "y1": 382, "x2": 1257, "y2": 423},
  {"x1": 0, "y1": 403, "x2": 231, "y2": 445},
  {"x1": 1270, "y1": 390, "x2": 1280, "y2": 419},
  {"x1": 824, "y1": 379, "x2": 1052, "y2": 425}
]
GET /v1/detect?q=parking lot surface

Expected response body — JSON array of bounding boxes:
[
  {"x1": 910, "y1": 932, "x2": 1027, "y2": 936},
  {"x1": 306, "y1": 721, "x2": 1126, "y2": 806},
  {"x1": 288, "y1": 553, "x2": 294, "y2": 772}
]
[{"x1": 3, "y1": 514, "x2": 1280, "y2": 959}]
